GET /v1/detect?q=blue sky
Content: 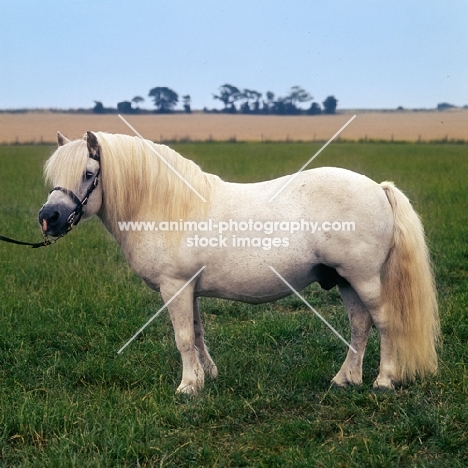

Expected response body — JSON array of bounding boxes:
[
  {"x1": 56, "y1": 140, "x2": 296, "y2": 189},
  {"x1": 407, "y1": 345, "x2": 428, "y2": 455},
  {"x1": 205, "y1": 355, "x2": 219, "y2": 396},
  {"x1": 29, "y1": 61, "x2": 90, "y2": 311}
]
[{"x1": 1, "y1": 0, "x2": 467, "y2": 110}]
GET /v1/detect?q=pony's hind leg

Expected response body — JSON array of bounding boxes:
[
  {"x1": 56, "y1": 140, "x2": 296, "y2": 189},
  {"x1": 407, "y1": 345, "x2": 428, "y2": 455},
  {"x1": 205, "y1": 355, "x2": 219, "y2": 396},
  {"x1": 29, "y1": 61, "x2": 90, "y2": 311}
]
[
  {"x1": 332, "y1": 283, "x2": 373, "y2": 387},
  {"x1": 193, "y1": 298, "x2": 218, "y2": 379},
  {"x1": 350, "y1": 276, "x2": 397, "y2": 390}
]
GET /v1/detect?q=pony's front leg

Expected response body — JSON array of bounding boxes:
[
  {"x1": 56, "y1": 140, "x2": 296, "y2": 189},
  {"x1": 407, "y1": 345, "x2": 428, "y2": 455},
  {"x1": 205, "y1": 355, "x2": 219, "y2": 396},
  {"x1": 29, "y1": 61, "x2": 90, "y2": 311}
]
[{"x1": 161, "y1": 285, "x2": 204, "y2": 394}]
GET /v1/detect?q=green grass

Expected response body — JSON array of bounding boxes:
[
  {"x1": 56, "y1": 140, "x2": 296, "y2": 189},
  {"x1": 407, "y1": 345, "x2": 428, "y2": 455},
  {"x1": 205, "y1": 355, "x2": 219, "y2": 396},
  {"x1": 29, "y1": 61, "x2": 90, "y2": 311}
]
[{"x1": 0, "y1": 142, "x2": 467, "y2": 467}]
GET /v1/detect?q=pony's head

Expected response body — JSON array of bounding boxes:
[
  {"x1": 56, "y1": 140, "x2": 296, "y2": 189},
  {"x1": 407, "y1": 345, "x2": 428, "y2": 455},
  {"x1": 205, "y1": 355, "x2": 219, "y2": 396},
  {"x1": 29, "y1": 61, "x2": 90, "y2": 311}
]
[
  {"x1": 39, "y1": 130, "x2": 215, "y2": 240},
  {"x1": 39, "y1": 131, "x2": 103, "y2": 237}
]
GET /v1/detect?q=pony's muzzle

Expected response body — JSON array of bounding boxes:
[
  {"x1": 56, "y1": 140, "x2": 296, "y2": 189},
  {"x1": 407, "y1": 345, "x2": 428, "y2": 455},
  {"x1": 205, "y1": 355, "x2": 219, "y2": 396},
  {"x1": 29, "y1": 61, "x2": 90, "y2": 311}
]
[{"x1": 38, "y1": 204, "x2": 69, "y2": 236}]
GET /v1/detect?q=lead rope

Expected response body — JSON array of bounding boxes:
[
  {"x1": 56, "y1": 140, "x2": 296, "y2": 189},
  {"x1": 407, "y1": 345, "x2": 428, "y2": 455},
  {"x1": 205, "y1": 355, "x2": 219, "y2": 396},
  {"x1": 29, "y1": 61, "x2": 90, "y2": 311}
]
[{"x1": 0, "y1": 232, "x2": 65, "y2": 248}]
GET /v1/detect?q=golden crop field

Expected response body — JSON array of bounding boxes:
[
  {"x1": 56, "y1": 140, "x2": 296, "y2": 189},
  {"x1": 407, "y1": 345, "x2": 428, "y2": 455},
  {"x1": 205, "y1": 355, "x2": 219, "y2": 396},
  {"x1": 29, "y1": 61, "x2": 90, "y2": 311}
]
[{"x1": 0, "y1": 109, "x2": 467, "y2": 144}]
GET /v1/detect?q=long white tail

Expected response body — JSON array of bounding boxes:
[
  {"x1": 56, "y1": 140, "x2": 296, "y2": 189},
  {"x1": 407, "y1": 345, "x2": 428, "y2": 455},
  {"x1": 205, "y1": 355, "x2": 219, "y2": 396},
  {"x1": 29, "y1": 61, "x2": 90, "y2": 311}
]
[{"x1": 380, "y1": 182, "x2": 440, "y2": 382}]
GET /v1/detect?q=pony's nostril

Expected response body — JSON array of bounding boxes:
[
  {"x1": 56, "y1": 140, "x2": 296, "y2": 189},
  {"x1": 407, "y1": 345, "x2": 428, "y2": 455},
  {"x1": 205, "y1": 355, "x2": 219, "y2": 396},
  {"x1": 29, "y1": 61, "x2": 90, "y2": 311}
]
[{"x1": 48, "y1": 211, "x2": 60, "y2": 225}]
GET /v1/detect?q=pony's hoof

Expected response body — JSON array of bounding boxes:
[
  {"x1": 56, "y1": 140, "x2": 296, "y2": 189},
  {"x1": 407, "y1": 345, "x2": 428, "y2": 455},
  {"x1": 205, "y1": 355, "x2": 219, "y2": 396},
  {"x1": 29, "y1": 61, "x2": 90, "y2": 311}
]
[
  {"x1": 207, "y1": 364, "x2": 218, "y2": 379},
  {"x1": 331, "y1": 377, "x2": 349, "y2": 388},
  {"x1": 372, "y1": 378, "x2": 395, "y2": 391},
  {"x1": 331, "y1": 372, "x2": 362, "y2": 387},
  {"x1": 176, "y1": 382, "x2": 201, "y2": 395}
]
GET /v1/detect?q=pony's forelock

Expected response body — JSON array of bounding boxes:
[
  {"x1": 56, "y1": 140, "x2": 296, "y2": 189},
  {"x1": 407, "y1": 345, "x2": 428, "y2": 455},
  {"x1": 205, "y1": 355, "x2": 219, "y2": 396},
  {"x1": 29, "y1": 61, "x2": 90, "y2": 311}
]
[{"x1": 44, "y1": 139, "x2": 89, "y2": 190}]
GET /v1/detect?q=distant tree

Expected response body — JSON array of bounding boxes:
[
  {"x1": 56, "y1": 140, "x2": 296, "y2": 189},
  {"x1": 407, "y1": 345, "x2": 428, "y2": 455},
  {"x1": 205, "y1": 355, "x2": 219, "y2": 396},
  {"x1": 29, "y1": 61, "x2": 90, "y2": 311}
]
[
  {"x1": 93, "y1": 101, "x2": 105, "y2": 114},
  {"x1": 266, "y1": 91, "x2": 275, "y2": 102},
  {"x1": 213, "y1": 84, "x2": 241, "y2": 113},
  {"x1": 148, "y1": 87, "x2": 179, "y2": 113},
  {"x1": 263, "y1": 91, "x2": 276, "y2": 114},
  {"x1": 240, "y1": 89, "x2": 262, "y2": 114},
  {"x1": 272, "y1": 98, "x2": 288, "y2": 115},
  {"x1": 437, "y1": 102, "x2": 456, "y2": 111},
  {"x1": 182, "y1": 95, "x2": 191, "y2": 113},
  {"x1": 117, "y1": 101, "x2": 134, "y2": 114},
  {"x1": 132, "y1": 96, "x2": 144, "y2": 109},
  {"x1": 287, "y1": 86, "x2": 313, "y2": 109},
  {"x1": 307, "y1": 102, "x2": 322, "y2": 115},
  {"x1": 273, "y1": 86, "x2": 313, "y2": 115},
  {"x1": 323, "y1": 95, "x2": 338, "y2": 114}
]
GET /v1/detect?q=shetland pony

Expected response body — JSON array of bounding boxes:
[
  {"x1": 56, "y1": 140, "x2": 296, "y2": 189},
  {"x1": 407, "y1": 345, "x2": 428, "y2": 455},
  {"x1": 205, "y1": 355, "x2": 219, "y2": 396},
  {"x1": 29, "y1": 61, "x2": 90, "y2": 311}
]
[{"x1": 39, "y1": 131, "x2": 439, "y2": 394}]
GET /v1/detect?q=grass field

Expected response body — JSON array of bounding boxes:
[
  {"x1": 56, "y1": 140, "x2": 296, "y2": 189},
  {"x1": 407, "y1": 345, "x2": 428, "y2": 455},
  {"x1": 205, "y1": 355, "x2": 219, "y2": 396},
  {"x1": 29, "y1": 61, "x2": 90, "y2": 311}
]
[{"x1": 0, "y1": 142, "x2": 467, "y2": 467}]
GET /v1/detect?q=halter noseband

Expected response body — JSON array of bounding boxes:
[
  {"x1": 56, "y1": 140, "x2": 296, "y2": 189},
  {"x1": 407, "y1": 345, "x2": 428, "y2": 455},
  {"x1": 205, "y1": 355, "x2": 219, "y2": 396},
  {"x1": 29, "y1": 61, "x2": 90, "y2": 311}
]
[{"x1": 49, "y1": 152, "x2": 101, "y2": 233}]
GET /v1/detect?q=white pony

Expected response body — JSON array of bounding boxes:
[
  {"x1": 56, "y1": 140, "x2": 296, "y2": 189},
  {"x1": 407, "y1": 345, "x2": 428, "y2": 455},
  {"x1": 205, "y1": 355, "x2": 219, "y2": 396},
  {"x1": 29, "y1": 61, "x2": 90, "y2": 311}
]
[{"x1": 39, "y1": 131, "x2": 439, "y2": 394}]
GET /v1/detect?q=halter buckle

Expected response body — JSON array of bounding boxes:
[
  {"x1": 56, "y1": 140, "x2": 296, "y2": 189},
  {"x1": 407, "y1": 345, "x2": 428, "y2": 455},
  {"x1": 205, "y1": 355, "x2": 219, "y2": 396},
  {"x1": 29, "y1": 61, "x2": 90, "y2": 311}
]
[{"x1": 67, "y1": 212, "x2": 76, "y2": 227}]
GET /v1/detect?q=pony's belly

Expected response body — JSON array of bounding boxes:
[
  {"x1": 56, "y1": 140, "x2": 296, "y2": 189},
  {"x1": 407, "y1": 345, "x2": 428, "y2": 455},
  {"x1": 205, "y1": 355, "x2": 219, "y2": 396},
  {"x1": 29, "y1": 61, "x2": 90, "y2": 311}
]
[{"x1": 194, "y1": 262, "x2": 318, "y2": 304}]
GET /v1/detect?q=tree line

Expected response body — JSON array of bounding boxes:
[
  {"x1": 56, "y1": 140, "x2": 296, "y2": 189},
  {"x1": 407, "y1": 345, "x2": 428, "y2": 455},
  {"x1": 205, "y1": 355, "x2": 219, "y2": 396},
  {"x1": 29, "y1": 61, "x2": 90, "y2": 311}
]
[
  {"x1": 212, "y1": 84, "x2": 337, "y2": 115},
  {"x1": 93, "y1": 84, "x2": 338, "y2": 115}
]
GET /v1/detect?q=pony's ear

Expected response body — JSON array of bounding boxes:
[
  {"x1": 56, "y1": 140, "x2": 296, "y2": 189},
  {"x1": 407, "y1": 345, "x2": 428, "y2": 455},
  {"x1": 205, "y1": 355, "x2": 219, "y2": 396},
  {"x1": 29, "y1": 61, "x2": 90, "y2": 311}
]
[
  {"x1": 85, "y1": 131, "x2": 100, "y2": 159},
  {"x1": 57, "y1": 131, "x2": 71, "y2": 146}
]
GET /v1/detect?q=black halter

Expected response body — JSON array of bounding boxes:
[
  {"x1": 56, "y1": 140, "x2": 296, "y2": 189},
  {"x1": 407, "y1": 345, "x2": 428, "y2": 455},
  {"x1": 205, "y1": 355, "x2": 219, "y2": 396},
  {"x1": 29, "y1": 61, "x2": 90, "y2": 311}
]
[
  {"x1": 0, "y1": 152, "x2": 100, "y2": 248},
  {"x1": 49, "y1": 152, "x2": 101, "y2": 232}
]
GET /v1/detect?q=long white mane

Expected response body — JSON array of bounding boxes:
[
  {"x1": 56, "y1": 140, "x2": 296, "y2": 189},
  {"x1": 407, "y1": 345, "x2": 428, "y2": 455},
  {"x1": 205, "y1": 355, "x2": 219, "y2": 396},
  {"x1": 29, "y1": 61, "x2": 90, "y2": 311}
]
[{"x1": 45, "y1": 133, "x2": 218, "y2": 227}]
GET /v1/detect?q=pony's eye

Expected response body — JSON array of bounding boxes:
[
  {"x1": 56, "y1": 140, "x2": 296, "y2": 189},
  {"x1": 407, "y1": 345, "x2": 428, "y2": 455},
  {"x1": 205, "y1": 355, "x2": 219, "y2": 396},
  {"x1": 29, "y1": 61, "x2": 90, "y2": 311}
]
[{"x1": 85, "y1": 171, "x2": 94, "y2": 180}]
